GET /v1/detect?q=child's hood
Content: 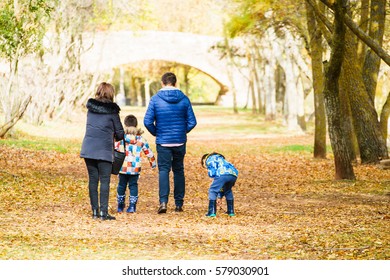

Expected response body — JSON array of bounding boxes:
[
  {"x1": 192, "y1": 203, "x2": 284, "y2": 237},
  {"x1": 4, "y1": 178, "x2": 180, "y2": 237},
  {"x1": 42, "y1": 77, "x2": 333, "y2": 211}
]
[
  {"x1": 124, "y1": 126, "x2": 144, "y2": 135},
  {"x1": 124, "y1": 126, "x2": 144, "y2": 144}
]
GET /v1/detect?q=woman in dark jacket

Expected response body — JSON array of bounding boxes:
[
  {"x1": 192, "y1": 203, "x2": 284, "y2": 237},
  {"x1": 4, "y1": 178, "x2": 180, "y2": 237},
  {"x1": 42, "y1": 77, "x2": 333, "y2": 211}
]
[{"x1": 80, "y1": 82, "x2": 124, "y2": 220}]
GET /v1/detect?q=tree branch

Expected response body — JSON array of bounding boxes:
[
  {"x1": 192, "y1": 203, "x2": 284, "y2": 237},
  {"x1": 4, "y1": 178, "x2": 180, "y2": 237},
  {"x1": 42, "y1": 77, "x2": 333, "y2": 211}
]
[
  {"x1": 305, "y1": 0, "x2": 333, "y2": 42},
  {"x1": 319, "y1": 0, "x2": 390, "y2": 67},
  {"x1": 0, "y1": 95, "x2": 32, "y2": 138}
]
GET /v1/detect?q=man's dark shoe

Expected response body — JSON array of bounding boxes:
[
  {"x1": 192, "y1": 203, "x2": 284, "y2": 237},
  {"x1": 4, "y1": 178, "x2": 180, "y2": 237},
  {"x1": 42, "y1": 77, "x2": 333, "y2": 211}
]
[
  {"x1": 158, "y1": 202, "x2": 167, "y2": 214},
  {"x1": 175, "y1": 206, "x2": 183, "y2": 212}
]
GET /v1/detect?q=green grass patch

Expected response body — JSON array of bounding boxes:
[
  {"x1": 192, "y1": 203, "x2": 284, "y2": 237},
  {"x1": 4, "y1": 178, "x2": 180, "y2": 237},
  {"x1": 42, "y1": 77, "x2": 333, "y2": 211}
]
[
  {"x1": 271, "y1": 144, "x2": 313, "y2": 153},
  {"x1": 0, "y1": 137, "x2": 80, "y2": 154}
]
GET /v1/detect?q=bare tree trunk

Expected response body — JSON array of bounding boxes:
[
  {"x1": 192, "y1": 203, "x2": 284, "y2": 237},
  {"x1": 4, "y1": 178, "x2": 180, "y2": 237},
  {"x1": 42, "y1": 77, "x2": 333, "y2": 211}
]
[
  {"x1": 263, "y1": 28, "x2": 278, "y2": 120},
  {"x1": 338, "y1": 28, "x2": 358, "y2": 162},
  {"x1": 380, "y1": 91, "x2": 390, "y2": 141},
  {"x1": 306, "y1": 0, "x2": 333, "y2": 45},
  {"x1": 246, "y1": 44, "x2": 257, "y2": 114},
  {"x1": 183, "y1": 65, "x2": 190, "y2": 95},
  {"x1": 323, "y1": 0, "x2": 355, "y2": 180},
  {"x1": 119, "y1": 66, "x2": 125, "y2": 96},
  {"x1": 135, "y1": 78, "x2": 142, "y2": 106},
  {"x1": 0, "y1": 54, "x2": 31, "y2": 138},
  {"x1": 77, "y1": 72, "x2": 101, "y2": 106},
  {"x1": 224, "y1": 36, "x2": 238, "y2": 113},
  {"x1": 296, "y1": 72, "x2": 306, "y2": 131},
  {"x1": 0, "y1": 44, "x2": 33, "y2": 137},
  {"x1": 129, "y1": 75, "x2": 137, "y2": 106},
  {"x1": 362, "y1": 0, "x2": 386, "y2": 103},
  {"x1": 263, "y1": 60, "x2": 276, "y2": 120},
  {"x1": 252, "y1": 39, "x2": 264, "y2": 114},
  {"x1": 0, "y1": 97, "x2": 32, "y2": 138},
  {"x1": 343, "y1": 28, "x2": 388, "y2": 163},
  {"x1": 356, "y1": 0, "x2": 370, "y2": 65},
  {"x1": 305, "y1": 0, "x2": 327, "y2": 158},
  {"x1": 281, "y1": 54, "x2": 300, "y2": 131},
  {"x1": 144, "y1": 77, "x2": 151, "y2": 107}
]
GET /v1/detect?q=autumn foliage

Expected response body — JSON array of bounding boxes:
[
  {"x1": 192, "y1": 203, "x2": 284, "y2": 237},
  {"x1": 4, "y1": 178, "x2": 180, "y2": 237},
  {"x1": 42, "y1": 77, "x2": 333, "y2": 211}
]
[{"x1": 0, "y1": 108, "x2": 389, "y2": 260}]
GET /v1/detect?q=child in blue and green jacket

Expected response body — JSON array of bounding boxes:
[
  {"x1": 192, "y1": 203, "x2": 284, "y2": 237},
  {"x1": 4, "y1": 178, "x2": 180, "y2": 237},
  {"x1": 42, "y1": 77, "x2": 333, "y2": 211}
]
[
  {"x1": 115, "y1": 115, "x2": 156, "y2": 213},
  {"x1": 201, "y1": 152, "x2": 238, "y2": 217}
]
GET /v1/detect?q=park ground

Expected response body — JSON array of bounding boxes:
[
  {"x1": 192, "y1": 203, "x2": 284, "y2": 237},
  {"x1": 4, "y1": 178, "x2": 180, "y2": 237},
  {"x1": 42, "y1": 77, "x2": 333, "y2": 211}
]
[{"x1": 0, "y1": 106, "x2": 389, "y2": 260}]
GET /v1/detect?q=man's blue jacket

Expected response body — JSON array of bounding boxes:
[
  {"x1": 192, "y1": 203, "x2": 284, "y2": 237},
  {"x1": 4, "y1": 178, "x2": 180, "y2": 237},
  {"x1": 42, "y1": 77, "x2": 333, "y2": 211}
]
[{"x1": 144, "y1": 87, "x2": 197, "y2": 145}]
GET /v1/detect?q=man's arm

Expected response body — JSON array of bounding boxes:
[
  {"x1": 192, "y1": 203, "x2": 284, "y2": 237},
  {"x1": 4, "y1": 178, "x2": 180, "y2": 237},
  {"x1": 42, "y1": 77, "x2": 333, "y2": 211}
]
[
  {"x1": 143, "y1": 99, "x2": 157, "y2": 136},
  {"x1": 186, "y1": 101, "x2": 197, "y2": 133}
]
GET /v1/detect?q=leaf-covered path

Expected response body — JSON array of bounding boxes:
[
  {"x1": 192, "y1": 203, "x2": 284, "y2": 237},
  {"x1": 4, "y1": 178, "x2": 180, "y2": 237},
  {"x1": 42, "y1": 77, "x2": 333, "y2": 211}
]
[{"x1": 1, "y1": 134, "x2": 389, "y2": 260}]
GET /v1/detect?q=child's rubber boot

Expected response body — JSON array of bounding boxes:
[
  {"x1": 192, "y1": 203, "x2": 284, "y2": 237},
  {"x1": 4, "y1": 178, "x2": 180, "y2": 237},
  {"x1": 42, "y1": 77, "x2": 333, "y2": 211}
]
[
  {"x1": 205, "y1": 200, "x2": 217, "y2": 217},
  {"x1": 126, "y1": 196, "x2": 138, "y2": 213},
  {"x1": 117, "y1": 194, "x2": 125, "y2": 213},
  {"x1": 226, "y1": 199, "x2": 235, "y2": 216}
]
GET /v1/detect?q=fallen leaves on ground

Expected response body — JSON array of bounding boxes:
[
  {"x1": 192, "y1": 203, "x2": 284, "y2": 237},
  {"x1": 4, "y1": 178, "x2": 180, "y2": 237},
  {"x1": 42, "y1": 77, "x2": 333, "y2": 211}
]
[{"x1": 0, "y1": 136, "x2": 389, "y2": 260}]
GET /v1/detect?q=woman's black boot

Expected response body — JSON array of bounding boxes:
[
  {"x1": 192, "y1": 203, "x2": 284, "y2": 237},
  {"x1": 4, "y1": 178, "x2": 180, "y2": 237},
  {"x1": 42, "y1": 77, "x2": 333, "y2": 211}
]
[
  {"x1": 100, "y1": 211, "x2": 116, "y2": 220},
  {"x1": 92, "y1": 209, "x2": 99, "y2": 219}
]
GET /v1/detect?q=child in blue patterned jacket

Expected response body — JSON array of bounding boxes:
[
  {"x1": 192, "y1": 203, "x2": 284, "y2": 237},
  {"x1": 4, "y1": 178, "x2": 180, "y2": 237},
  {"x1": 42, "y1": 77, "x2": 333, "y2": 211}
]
[
  {"x1": 201, "y1": 152, "x2": 238, "y2": 217},
  {"x1": 115, "y1": 115, "x2": 156, "y2": 213}
]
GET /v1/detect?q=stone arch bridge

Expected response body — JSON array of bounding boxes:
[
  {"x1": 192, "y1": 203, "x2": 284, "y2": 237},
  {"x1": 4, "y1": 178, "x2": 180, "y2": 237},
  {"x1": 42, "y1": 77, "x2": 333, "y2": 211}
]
[{"x1": 80, "y1": 30, "x2": 248, "y2": 106}]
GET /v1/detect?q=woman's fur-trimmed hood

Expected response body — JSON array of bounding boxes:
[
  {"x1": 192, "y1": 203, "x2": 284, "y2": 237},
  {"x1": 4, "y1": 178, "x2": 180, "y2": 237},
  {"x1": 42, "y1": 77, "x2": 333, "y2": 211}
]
[
  {"x1": 125, "y1": 126, "x2": 144, "y2": 135},
  {"x1": 86, "y1": 98, "x2": 120, "y2": 114}
]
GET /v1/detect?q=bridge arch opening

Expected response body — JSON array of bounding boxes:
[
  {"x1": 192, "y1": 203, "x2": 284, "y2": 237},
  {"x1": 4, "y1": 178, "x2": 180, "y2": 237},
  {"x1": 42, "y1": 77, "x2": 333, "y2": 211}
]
[{"x1": 109, "y1": 59, "x2": 228, "y2": 106}]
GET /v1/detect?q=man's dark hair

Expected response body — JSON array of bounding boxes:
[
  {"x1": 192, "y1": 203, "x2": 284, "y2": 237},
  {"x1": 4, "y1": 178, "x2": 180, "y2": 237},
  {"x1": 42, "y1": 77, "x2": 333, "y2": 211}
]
[
  {"x1": 161, "y1": 72, "x2": 177, "y2": 86},
  {"x1": 124, "y1": 114, "x2": 138, "y2": 127}
]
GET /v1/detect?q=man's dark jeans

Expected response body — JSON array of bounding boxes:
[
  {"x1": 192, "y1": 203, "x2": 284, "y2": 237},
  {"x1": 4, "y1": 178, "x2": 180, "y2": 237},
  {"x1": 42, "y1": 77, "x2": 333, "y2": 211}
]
[
  {"x1": 156, "y1": 144, "x2": 186, "y2": 207},
  {"x1": 84, "y1": 158, "x2": 112, "y2": 212}
]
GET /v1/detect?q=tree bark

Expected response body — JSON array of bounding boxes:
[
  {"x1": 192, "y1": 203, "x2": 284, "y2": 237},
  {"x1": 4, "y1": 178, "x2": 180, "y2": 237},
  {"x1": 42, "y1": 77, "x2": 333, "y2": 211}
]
[
  {"x1": 356, "y1": 0, "x2": 370, "y2": 65},
  {"x1": 263, "y1": 28, "x2": 278, "y2": 120},
  {"x1": 135, "y1": 78, "x2": 142, "y2": 106},
  {"x1": 380, "y1": 92, "x2": 390, "y2": 141},
  {"x1": 319, "y1": 0, "x2": 390, "y2": 67},
  {"x1": 252, "y1": 40, "x2": 264, "y2": 114},
  {"x1": 296, "y1": 72, "x2": 307, "y2": 131},
  {"x1": 362, "y1": 0, "x2": 386, "y2": 103},
  {"x1": 338, "y1": 23, "x2": 359, "y2": 162},
  {"x1": 0, "y1": 44, "x2": 33, "y2": 137},
  {"x1": 309, "y1": 0, "x2": 389, "y2": 162},
  {"x1": 129, "y1": 75, "x2": 137, "y2": 106},
  {"x1": 144, "y1": 78, "x2": 151, "y2": 107},
  {"x1": 282, "y1": 55, "x2": 300, "y2": 131},
  {"x1": 305, "y1": 0, "x2": 327, "y2": 158},
  {"x1": 247, "y1": 48, "x2": 258, "y2": 114},
  {"x1": 342, "y1": 30, "x2": 388, "y2": 163},
  {"x1": 224, "y1": 35, "x2": 238, "y2": 113},
  {"x1": 0, "y1": 96, "x2": 31, "y2": 138},
  {"x1": 322, "y1": 0, "x2": 355, "y2": 180}
]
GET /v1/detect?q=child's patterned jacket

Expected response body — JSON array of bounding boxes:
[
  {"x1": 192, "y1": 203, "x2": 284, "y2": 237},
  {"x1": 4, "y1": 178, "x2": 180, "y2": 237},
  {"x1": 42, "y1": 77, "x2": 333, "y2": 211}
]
[
  {"x1": 114, "y1": 127, "x2": 156, "y2": 175},
  {"x1": 205, "y1": 154, "x2": 238, "y2": 178}
]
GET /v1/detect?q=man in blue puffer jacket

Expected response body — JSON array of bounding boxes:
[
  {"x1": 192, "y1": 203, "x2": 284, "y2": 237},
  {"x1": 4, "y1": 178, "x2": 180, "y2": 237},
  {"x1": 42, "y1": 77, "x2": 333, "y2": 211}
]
[{"x1": 144, "y1": 72, "x2": 197, "y2": 214}]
